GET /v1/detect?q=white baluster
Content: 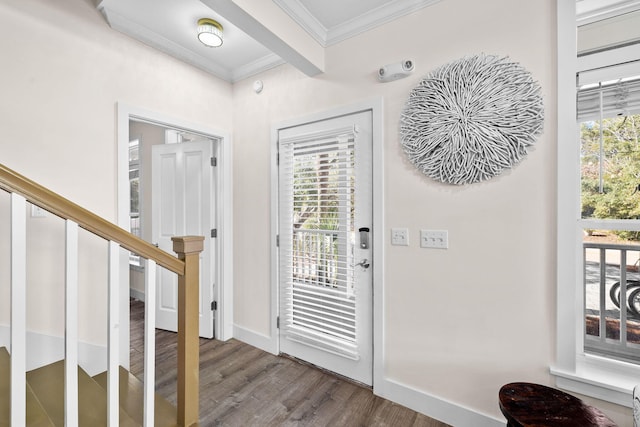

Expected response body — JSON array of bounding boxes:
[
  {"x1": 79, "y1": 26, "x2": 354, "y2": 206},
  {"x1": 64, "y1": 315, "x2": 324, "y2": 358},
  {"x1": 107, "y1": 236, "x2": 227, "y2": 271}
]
[
  {"x1": 144, "y1": 259, "x2": 156, "y2": 427},
  {"x1": 107, "y1": 242, "x2": 120, "y2": 426},
  {"x1": 65, "y1": 220, "x2": 79, "y2": 427},
  {"x1": 10, "y1": 194, "x2": 26, "y2": 427}
]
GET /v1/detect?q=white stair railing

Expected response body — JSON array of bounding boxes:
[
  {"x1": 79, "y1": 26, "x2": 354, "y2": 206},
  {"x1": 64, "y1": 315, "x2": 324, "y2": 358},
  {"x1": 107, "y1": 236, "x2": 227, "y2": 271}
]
[
  {"x1": 10, "y1": 193, "x2": 27, "y2": 427},
  {"x1": 144, "y1": 259, "x2": 156, "y2": 427},
  {"x1": 65, "y1": 220, "x2": 79, "y2": 427},
  {"x1": 1, "y1": 162, "x2": 202, "y2": 427},
  {"x1": 107, "y1": 241, "x2": 120, "y2": 426}
]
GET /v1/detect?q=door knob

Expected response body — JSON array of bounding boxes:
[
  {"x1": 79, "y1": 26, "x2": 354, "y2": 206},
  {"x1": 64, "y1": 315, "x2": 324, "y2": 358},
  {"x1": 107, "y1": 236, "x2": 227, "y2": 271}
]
[{"x1": 356, "y1": 258, "x2": 370, "y2": 269}]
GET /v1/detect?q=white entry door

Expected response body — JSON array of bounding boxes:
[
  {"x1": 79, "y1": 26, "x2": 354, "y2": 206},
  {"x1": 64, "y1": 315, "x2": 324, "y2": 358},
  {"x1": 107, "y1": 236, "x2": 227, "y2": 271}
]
[
  {"x1": 277, "y1": 110, "x2": 373, "y2": 385},
  {"x1": 152, "y1": 140, "x2": 215, "y2": 338}
]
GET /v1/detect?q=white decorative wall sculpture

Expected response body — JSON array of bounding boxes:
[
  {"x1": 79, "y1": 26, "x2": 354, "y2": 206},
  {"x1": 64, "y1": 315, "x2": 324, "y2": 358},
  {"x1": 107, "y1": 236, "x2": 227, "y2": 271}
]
[{"x1": 400, "y1": 54, "x2": 544, "y2": 185}]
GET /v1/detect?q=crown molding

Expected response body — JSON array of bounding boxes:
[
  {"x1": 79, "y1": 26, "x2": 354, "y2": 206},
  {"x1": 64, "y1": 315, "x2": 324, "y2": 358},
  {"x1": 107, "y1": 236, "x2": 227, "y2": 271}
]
[
  {"x1": 231, "y1": 53, "x2": 285, "y2": 83},
  {"x1": 98, "y1": 3, "x2": 283, "y2": 83},
  {"x1": 99, "y1": 6, "x2": 232, "y2": 81},
  {"x1": 202, "y1": 0, "x2": 323, "y2": 76},
  {"x1": 272, "y1": 0, "x2": 327, "y2": 46},
  {"x1": 326, "y1": 0, "x2": 443, "y2": 46},
  {"x1": 273, "y1": 0, "x2": 442, "y2": 47}
]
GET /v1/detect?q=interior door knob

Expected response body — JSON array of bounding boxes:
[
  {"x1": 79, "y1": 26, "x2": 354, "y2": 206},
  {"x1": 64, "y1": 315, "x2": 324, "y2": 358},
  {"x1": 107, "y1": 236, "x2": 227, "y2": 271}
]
[{"x1": 356, "y1": 258, "x2": 370, "y2": 269}]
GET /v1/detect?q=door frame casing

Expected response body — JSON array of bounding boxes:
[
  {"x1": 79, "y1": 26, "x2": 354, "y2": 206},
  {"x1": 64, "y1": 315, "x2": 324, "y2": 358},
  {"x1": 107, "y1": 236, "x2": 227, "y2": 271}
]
[
  {"x1": 116, "y1": 102, "x2": 234, "y2": 341},
  {"x1": 270, "y1": 97, "x2": 384, "y2": 387}
]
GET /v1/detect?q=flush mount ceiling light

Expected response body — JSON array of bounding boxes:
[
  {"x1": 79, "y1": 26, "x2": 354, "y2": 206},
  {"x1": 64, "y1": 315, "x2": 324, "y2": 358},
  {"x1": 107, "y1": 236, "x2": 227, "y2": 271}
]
[{"x1": 197, "y1": 18, "x2": 223, "y2": 48}]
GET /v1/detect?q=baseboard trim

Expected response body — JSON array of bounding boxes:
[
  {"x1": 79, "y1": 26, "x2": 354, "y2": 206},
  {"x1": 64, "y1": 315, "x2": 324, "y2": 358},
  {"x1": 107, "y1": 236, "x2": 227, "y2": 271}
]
[
  {"x1": 233, "y1": 324, "x2": 277, "y2": 355},
  {"x1": 375, "y1": 377, "x2": 505, "y2": 427},
  {"x1": 230, "y1": 323, "x2": 504, "y2": 426},
  {"x1": 129, "y1": 287, "x2": 145, "y2": 302}
]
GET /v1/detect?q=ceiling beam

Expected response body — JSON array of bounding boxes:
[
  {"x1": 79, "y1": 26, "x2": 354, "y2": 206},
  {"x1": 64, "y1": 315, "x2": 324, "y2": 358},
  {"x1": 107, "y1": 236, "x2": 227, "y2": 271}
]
[{"x1": 201, "y1": 0, "x2": 324, "y2": 77}]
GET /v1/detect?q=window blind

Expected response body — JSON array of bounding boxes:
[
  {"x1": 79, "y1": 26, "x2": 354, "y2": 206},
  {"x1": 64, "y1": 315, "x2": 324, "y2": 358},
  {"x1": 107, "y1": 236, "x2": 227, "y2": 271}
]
[
  {"x1": 577, "y1": 75, "x2": 640, "y2": 121},
  {"x1": 278, "y1": 126, "x2": 360, "y2": 360}
]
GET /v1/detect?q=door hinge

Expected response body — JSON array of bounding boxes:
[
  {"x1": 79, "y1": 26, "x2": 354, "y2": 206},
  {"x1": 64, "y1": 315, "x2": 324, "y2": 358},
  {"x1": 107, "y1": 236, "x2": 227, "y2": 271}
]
[
  {"x1": 211, "y1": 301, "x2": 217, "y2": 311},
  {"x1": 211, "y1": 229, "x2": 217, "y2": 238},
  {"x1": 276, "y1": 316, "x2": 280, "y2": 329},
  {"x1": 276, "y1": 153, "x2": 279, "y2": 165},
  {"x1": 276, "y1": 235, "x2": 279, "y2": 247},
  {"x1": 211, "y1": 157, "x2": 217, "y2": 167}
]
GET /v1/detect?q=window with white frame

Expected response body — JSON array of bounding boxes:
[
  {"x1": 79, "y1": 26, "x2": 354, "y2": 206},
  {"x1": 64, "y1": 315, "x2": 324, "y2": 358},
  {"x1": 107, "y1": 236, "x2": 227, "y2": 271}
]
[
  {"x1": 553, "y1": 1, "x2": 640, "y2": 407},
  {"x1": 578, "y1": 67, "x2": 640, "y2": 364}
]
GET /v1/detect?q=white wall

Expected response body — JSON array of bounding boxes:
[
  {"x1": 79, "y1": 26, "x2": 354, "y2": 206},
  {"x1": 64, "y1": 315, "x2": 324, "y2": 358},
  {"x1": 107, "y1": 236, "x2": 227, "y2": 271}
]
[
  {"x1": 231, "y1": 0, "x2": 627, "y2": 425},
  {"x1": 0, "y1": 0, "x2": 633, "y2": 424},
  {"x1": 0, "y1": 0, "x2": 232, "y2": 357}
]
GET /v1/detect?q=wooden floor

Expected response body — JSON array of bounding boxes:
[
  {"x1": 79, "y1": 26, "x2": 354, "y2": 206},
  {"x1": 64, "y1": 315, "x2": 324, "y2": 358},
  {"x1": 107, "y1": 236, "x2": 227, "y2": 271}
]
[{"x1": 129, "y1": 299, "x2": 450, "y2": 427}]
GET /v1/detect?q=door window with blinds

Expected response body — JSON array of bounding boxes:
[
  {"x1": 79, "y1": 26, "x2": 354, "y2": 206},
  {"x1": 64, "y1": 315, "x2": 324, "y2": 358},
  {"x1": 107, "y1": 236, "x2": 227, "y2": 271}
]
[
  {"x1": 280, "y1": 128, "x2": 357, "y2": 353},
  {"x1": 277, "y1": 111, "x2": 373, "y2": 385},
  {"x1": 577, "y1": 63, "x2": 640, "y2": 363}
]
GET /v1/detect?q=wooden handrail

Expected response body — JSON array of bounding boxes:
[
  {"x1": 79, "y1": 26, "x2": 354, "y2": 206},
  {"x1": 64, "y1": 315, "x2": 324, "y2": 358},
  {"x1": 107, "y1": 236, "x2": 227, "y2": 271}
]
[
  {"x1": 2, "y1": 162, "x2": 203, "y2": 426},
  {"x1": 0, "y1": 163, "x2": 184, "y2": 275}
]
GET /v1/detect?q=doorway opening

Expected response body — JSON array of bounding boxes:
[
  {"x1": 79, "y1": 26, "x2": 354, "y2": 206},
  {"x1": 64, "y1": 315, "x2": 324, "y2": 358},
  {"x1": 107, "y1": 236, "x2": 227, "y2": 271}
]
[{"x1": 116, "y1": 104, "x2": 233, "y2": 349}]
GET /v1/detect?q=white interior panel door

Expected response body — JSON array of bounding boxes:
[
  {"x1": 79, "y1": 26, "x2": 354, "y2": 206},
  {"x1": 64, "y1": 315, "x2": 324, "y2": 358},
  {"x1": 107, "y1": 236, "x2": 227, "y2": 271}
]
[
  {"x1": 278, "y1": 110, "x2": 373, "y2": 385},
  {"x1": 152, "y1": 140, "x2": 215, "y2": 338}
]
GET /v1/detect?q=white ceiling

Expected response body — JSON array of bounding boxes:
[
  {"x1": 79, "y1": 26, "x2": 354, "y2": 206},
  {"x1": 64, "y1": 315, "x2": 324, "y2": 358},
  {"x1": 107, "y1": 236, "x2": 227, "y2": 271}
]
[
  {"x1": 98, "y1": 0, "x2": 283, "y2": 83},
  {"x1": 97, "y1": 0, "x2": 441, "y2": 83},
  {"x1": 98, "y1": 0, "x2": 640, "y2": 83}
]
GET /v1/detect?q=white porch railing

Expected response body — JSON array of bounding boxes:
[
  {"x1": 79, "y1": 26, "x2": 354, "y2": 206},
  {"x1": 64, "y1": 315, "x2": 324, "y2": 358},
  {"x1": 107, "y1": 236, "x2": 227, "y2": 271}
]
[
  {"x1": 1, "y1": 163, "x2": 203, "y2": 426},
  {"x1": 584, "y1": 241, "x2": 640, "y2": 363}
]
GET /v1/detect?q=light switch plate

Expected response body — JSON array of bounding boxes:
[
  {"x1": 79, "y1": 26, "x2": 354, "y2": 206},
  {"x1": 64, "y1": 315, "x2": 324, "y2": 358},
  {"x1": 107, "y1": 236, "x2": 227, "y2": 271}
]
[
  {"x1": 420, "y1": 229, "x2": 448, "y2": 249},
  {"x1": 391, "y1": 228, "x2": 409, "y2": 246}
]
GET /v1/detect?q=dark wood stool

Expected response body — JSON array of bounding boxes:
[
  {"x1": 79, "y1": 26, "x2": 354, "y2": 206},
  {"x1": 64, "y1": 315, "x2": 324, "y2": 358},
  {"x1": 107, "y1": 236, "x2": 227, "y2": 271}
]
[{"x1": 498, "y1": 382, "x2": 617, "y2": 426}]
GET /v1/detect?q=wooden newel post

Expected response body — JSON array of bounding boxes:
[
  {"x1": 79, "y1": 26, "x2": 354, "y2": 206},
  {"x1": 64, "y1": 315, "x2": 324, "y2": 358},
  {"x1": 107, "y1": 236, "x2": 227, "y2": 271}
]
[{"x1": 172, "y1": 236, "x2": 204, "y2": 427}]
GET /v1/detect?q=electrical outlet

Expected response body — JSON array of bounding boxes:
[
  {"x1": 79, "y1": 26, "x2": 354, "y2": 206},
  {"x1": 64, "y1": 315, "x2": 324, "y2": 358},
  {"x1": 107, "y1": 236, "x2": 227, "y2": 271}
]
[
  {"x1": 391, "y1": 228, "x2": 409, "y2": 246},
  {"x1": 420, "y1": 229, "x2": 448, "y2": 249}
]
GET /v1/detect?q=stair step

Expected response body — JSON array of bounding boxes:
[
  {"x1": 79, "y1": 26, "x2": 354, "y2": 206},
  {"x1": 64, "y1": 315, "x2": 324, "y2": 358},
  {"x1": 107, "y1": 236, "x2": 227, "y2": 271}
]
[
  {"x1": 26, "y1": 360, "x2": 139, "y2": 427},
  {"x1": 93, "y1": 366, "x2": 178, "y2": 427},
  {"x1": 0, "y1": 347, "x2": 54, "y2": 427}
]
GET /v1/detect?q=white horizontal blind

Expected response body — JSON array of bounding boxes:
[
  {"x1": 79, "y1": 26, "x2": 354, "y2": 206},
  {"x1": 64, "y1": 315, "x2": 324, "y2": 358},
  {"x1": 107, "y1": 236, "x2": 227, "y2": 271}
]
[
  {"x1": 279, "y1": 127, "x2": 360, "y2": 360},
  {"x1": 578, "y1": 75, "x2": 640, "y2": 120}
]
